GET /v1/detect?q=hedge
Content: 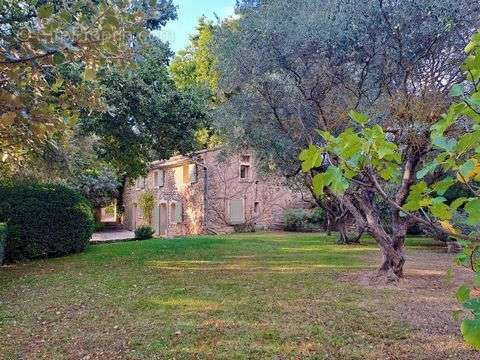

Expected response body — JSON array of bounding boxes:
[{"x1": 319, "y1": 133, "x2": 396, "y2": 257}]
[
  {"x1": 0, "y1": 182, "x2": 94, "y2": 262},
  {"x1": 0, "y1": 223, "x2": 6, "y2": 264},
  {"x1": 134, "y1": 226, "x2": 155, "y2": 240}
]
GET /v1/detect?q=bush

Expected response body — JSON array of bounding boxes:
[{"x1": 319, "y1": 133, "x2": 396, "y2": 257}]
[
  {"x1": 135, "y1": 226, "x2": 155, "y2": 240},
  {"x1": 307, "y1": 207, "x2": 325, "y2": 224},
  {"x1": 94, "y1": 219, "x2": 105, "y2": 232},
  {"x1": 283, "y1": 208, "x2": 324, "y2": 232},
  {"x1": 233, "y1": 223, "x2": 256, "y2": 233},
  {"x1": 0, "y1": 223, "x2": 6, "y2": 264},
  {"x1": 0, "y1": 182, "x2": 94, "y2": 262},
  {"x1": 283, "y1": 209, "x2": 308, "y2": 231}
]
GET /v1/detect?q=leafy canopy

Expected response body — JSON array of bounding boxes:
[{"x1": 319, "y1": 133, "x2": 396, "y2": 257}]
[
  {"x1": 0, "y1": 0, "x2": 161, "y2": 175},
  {"x1": 299, "y1": 29, "x2": 480, "y2": 349}
]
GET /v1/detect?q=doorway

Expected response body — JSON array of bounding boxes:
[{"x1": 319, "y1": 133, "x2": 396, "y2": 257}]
[
  {"x1": 158, "y1": 203, "x2": 168, "y2": 236},
  {"x1": 131, "y1": 204, "x2": 137, "y2": 230}
]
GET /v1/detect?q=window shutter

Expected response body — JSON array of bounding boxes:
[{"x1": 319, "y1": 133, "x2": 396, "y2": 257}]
[
  {"x1": 229, "y1": 199, "x2": 245, "y2": 224},
  {"x1": 152, "y1": 204, "x2": 159, "y2": 233},
  {"x1": 154, "y1": 171, "x2": 158, "y2": 187},
  {"x1": 174, "y1": 167, "x2": 183, "y2": 188},
  {"x1": 169, "y1": 202, "x2": 176, "y2": 223},
  {"x1": 189, "y1": 164, "x2": 197, "y2": 183},
  {"x1": 175, "y1": 201, "x2": 183, "y2": 223},
  {"x1": 158, "y1": 170, "x2": 165, "y2": 187},
  {"x1": 182, "y1": 164, "x2": 189, "y2": 184}
]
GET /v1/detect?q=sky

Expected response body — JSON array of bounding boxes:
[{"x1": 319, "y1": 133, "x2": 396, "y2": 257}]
[{"x1": 157, "y1": 0, "x2": 237, "y2": 54}]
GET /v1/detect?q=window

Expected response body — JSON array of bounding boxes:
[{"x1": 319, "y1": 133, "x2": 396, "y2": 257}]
[
  {"x1": 136, "y1": 177, "x2": 145, "y2": 189},
  {"x1": 154, "y1": 170, "x2": 165, "y2": 187},
  {"x1": 189, "y1": 164, "x2": 197, "y2": 183},
  {"x1": 183, "y1": 163, "x2": 197, "y2": 184},
  {"x1": 240, "y1": 155, "x2": 251, "y2": 181},
  {"x1": 229, "y1": 198, "x2": 245, "y2": 224},
  {"x1": 254, "y1": 201, "x2": 260, "y2": 214},
  {"x1": 169, "y1": 201, "x2": 183, "y2": 224},
  {"x1": 241, "y1": 155, "x2": 250, "y2": 163},
  {"x1": 240, "y1": 165, "x2": 250, "y2": 180}
]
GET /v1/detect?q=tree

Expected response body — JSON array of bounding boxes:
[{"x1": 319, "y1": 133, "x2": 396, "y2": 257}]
[
  {"x1": 71, "y1": 168, "x2": 120, "y2": 213},
  {"x1": 0, "y1": 0, "x2": 166, "y2": 176},
  {"x1": 214, "y1": 0, "x2": 479, "y2": 246},
  {"x1": 80, "y1": 39, "x2": 208, "y2": 181},
  {"x1": 170, "y1": 17, "x2": 223, "y2": 149},
  {"x1": 301, "y1": 28, "x2": 480, "y2": 348},
  {"x1": 170, "y1": 17, "x2": 219, "y2": 93},
  {"x1": 298, "y1": 28, "x2": 480, "y2": 284}
]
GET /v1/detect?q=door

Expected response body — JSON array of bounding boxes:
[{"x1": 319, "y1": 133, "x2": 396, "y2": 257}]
[
  {"x1": 159, "y1": 203, "x2": 168, "y2": 236},
  {"x1": 131, "y1": 204, "x2": 137, "y2": 230},
  {"x1": 229, "y1": 198, "x2": 245, "y2": 224}
]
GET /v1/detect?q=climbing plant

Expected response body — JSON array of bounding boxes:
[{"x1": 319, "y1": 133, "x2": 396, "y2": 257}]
[{"x1": 138, "y1": 191, "x2": 155, "y2": 226}]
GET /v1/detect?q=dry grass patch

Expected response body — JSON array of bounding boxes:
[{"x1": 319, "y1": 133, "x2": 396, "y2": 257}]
[{"x1": 0, "y1": 232, "x2": 477, "y2": 359}]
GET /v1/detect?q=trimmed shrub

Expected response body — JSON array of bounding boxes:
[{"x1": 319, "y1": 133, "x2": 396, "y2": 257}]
[
  {"x1": 0, "y1": 223, "x2": 6, "y2": 264},
  {"x1": 135, "y1": 226, "x2": 154, "y2": 240},
  {"x1": 283, "y1": 208, "x2": 324, "y2": 232},
  {"x1": 283, "y1": 209, "x2": 308, "y2": 231},
  {"x1": 233, "y1": 223, "x2": 256, "y2": 233},
  {"x1": 0, "y1": 182, "x2": 94, "y2": 262}
]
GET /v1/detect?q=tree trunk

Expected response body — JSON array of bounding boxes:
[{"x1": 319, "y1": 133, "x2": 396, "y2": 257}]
[
  {"x1": 336, "y1": 221, "x2": 363, "y2": 245},
  {"x1": 116, "y1": 176, "x2": 127, "y2": 223},
  {"x1": 378, "y1": 244, "x2": 405, "y2": 280},
  {"x1": 325, "y1": 213, "x2": 333, "y2": 236},
  {"x1": 351, "y1": 190, "x2": 406, "y2": 282}
]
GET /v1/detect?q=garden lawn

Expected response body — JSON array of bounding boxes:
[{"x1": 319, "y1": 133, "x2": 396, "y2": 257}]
[{"x1": 0, "y1": 232, "x2": 474, "y2": 359}]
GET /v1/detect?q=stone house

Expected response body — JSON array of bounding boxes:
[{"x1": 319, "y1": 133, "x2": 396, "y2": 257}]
[{"x1": 122, "y1": 148, "x2": 309, "y2": 236}]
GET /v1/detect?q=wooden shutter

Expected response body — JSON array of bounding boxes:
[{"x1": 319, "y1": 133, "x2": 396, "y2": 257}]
[
  {"x1": 189, "y1": 164, "x2": 197, "y2": 183},
  {"x1": 152, "y1": 204, "x2": 159, "y2": 233},
  {"x1": 175, "y1": 201, "x2": 183, "y2": 223},
  {"x1": 174, "y1": 167, "x2": 183, "y2": 188},
  {"x1": 169, "y1": 202, "x2": 176, "y2": 223},
  {"x1": 182, "y1": 164, "x2": 189, "y2": 184},
  {"x1": 229, "y1": 199, "x2": 245, "y2": 224},
  {"x1": 158, "y1": 170, "x2": 165, "y2": 187}
]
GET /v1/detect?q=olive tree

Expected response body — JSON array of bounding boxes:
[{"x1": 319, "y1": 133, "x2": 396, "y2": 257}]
[{"x1": 214, "y1": 0, "x2": 479, "y2": 244}]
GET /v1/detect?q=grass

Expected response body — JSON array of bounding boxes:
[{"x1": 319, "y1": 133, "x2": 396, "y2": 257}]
[{"x1": 0, "y1": 232, "x2": 444, "y2": 359}]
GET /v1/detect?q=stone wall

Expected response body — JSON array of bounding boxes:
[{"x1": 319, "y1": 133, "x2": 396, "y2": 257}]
[{"x1": 122, "y1": 149, "x2": 309, "y2": 236}]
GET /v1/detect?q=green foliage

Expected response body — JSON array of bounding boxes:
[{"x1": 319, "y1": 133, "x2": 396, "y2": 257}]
[
  {"x1": 170, "y1": 17, "x2": 223, "y2": 149},
  {"x1": 138, "y1": 192, "x2": 155, "y2": 226},
  {"x1": 0, "y1": 182, "x2": 94, "y2": 262},
  {"x1": 299, "y1": 121, "x2": 402, "y2": 197},
  {"x1": 296, "y1": 20, "x2": 480, "y2": 349},
  {"x1": 214, "y1": 0, "x2": 476, "y2": 178},
  {"x1": 233, "y1": 223, "x2": 256, "y2": 233},
  {"x1": 0, "y1": 223, "x2": 6, "y2": 264},
  {"x1": 283, "y1": 208, "x2": 325, "y2": 232},
  {"x1": 81, "y1": 40, "x2": 208, "y2": 179},
  {"x1": 94, "y1": 219, "x2": 105, "y2": 232},
  {"x1": 71, "y1": 168, "x2": 120, "y2": 209},
  {"x1": 134, "y1": 226, "x2": 155, "y2": 240},
  {"x1": 0, "y1": 0, "x2": 164, "y2": 176},
  {"x1": 170, "y1": 17, "x2": 219, "y2": 93}
]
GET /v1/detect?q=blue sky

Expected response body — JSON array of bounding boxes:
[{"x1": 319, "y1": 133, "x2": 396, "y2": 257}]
[{"x1": 157, "y1": 0, "x2": 237, "y2": 53}]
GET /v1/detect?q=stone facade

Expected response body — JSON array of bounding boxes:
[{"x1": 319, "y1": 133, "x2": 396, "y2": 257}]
[{"x1": 122, "y1": 148, "x2": 308, "y2": 236}]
